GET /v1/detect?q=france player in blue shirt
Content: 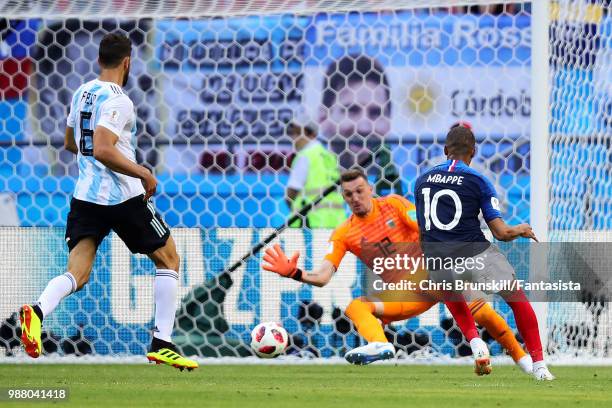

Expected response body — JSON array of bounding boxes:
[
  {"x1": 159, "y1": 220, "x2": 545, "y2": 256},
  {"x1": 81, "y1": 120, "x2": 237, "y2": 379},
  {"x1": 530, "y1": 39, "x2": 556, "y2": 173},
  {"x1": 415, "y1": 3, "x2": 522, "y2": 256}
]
[
  {"x1": 414, "y1": 124, "x2": 555, "y2": 381},
  {"x1": 415, "y1": 125, "x2": 535, "y2": 251}
]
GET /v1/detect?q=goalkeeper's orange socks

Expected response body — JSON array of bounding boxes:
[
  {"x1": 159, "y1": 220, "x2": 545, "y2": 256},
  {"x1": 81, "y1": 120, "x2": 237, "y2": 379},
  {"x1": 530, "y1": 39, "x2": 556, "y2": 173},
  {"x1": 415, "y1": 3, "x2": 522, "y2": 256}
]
[
  {"x1": 346, "y1": 299, "x2": 443, "y2": 342},
  {"x1": 469, "y1": 299, "x2": 527, "y2": 363},
  {"x1": 345, "y1": 295, "x2": 537, "y2": 365},
  {"x1": 376, "y1": 301, "x2": 435, "y2": 325},
  {"x1": 344, "y1": 298, "x2": 387, "y2": 343}
]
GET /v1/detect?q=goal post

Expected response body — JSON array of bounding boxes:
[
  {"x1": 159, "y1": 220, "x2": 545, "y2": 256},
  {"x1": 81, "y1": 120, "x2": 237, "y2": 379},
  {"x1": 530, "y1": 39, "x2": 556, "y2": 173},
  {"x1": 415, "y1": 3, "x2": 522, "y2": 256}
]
[
  {"x1": 530, "y1": 0, "x2": 550, "y2": 351},
  {"x1": 0, "y1": 0, "x2": 610, "y2": 362},
  {"x1": 546, "y1": 0, "x2": 612, "y2": 358}
]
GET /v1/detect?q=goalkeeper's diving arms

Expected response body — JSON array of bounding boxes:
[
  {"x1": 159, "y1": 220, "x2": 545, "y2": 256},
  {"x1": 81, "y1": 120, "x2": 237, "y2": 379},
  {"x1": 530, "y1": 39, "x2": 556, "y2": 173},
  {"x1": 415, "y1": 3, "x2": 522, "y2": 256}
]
[{"x1": 262, "y1": 244, "x2": 334, "y2": 287}]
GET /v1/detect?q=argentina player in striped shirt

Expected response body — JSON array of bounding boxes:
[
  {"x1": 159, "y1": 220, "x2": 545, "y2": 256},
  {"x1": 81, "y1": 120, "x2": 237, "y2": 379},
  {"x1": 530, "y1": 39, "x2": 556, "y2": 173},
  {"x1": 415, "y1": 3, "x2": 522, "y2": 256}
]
[{"x1": 18, "y1": 33, "x2": 197, "y2": 371}]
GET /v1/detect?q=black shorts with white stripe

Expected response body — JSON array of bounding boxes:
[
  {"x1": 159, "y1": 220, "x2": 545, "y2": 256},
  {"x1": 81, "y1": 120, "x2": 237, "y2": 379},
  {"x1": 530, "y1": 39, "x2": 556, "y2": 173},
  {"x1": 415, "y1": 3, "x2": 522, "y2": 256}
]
[{"x1": 65, "y1": 194, "x2": 170, "y2": 254}]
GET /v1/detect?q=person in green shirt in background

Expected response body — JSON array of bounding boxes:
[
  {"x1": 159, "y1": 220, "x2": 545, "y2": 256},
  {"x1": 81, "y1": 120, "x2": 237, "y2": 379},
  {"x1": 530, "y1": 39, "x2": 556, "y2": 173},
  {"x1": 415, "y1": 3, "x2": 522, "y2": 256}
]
[{"x1": 285, "y1": 116, "x2": 346, "y2": 229}]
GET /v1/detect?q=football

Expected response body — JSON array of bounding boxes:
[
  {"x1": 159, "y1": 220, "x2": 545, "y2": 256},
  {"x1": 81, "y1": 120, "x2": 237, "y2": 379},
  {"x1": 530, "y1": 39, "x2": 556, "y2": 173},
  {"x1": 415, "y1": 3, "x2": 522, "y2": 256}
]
[{"x1": 250, "y1": 322, "x2": 289, "y2": 358}]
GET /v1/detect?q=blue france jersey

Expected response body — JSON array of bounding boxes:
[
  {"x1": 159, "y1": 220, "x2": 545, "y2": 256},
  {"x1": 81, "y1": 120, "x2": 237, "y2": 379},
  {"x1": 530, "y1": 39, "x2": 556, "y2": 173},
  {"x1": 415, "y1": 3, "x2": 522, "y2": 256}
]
[
  {"x1": 414, "y1": 159, "x2": 502, "y2": 244},
  {"x1": 67, "y1": 79, "x2": 144, "y2": 205}
]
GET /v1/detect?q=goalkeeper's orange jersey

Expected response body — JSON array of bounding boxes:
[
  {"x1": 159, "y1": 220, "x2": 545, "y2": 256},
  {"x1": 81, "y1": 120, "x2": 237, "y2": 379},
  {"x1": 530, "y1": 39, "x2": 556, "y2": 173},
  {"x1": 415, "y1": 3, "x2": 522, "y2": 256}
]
[{"x1": 324, "y1": 194, "x2": 421, "y2": 275}]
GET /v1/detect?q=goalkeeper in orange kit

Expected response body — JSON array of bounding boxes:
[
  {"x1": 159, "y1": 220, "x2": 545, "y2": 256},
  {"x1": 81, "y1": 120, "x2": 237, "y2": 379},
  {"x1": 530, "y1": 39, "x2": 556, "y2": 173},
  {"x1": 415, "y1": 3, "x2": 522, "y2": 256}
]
[{"x1": 263, "y1": 168, "x2": 532, "y2": 374}]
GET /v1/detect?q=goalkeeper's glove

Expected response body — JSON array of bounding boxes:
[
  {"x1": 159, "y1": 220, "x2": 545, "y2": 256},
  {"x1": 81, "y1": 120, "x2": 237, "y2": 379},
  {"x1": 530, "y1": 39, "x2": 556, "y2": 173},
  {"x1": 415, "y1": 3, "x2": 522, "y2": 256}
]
[{"x1": 262, "y1": 244, "x2": 302, "y2": 281}]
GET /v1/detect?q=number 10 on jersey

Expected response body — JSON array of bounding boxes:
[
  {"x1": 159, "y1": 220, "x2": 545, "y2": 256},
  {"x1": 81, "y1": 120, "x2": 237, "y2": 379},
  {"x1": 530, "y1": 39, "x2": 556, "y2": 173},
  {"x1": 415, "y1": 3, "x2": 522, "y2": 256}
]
[{"x1": 421, "y1": 188, "x2": 462, "y2": 231}]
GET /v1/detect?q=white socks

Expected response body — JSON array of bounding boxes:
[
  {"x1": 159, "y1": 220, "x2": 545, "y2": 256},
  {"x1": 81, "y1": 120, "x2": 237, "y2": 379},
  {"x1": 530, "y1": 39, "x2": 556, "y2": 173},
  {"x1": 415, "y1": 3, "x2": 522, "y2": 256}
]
[
  {"x1": 35, "y1": 269, "x2": 179, "y2": 343},
  {"x1": 518, "y1": 355, "x2": 534, "y2": 374},
  {"x1": 153, "y1": 269, "x2": 179, "y2": 342},
  {"x1": 37, "y1": 272, "x2": 77, "y2": 317}
]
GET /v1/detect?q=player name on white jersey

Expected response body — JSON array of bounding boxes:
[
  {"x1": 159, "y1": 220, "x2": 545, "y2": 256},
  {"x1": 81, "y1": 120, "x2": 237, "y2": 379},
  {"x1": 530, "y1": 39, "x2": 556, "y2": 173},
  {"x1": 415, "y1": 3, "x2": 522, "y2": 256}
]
[
  {"x1": 426, "y1": 174, "x2": 464, "y2": 185},
  {"x1": 80, "y1": 90, "x2": 98, "y2": 106}
]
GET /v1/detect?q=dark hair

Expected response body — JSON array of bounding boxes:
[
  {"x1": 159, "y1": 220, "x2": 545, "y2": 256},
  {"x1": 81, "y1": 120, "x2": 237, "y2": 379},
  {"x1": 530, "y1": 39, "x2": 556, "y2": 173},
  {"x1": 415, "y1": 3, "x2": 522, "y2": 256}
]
[
  {"x1": 340, "y1": 168, "x2": 368, "y2": 184},
  {"x1": 445, "y1": 126, "x2": 476, "y2": 156},
  {"x1": 450, "y1": 121, "x2": 473, "y2": 131},
  {"x1": 287, "y1": 122, "x2": 316, "y2": 138},
  {"x1": 322, "y1": 55, "x2": 391, "y2": 116},
  {"x1": 99, "y1": 33, "x2": 132, "y2": 68}
]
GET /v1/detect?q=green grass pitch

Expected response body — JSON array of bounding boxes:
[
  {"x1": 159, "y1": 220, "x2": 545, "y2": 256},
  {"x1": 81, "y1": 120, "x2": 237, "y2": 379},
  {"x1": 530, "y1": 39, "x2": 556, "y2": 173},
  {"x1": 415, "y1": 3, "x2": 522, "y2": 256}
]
[{"x1": 0, "y1": 364, "x2": 611, "y2": 407}]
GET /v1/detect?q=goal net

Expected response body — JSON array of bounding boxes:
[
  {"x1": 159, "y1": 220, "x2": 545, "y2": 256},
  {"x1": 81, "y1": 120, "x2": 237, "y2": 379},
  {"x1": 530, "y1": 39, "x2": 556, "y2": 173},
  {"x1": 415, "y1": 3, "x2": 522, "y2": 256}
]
[
  {"x1": 547, "y1": 0, "x2": 612, "y2": 359},
  {"x1": 0, "y1": 0, "x2": 610, "y2": 362}
]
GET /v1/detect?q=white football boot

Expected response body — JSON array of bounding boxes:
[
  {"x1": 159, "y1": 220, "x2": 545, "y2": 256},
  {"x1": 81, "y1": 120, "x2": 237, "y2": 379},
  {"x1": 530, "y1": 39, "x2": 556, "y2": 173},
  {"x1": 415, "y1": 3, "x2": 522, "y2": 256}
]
[
  {"x1": 470, "y1": 338, "x2": 492, "y2": 376},
  {"x1": 533, "y1": 361, "x2": 555, "y2": 381},
  {"x1": 344, "y1": 342, "x2": 395, "y2": 365}
]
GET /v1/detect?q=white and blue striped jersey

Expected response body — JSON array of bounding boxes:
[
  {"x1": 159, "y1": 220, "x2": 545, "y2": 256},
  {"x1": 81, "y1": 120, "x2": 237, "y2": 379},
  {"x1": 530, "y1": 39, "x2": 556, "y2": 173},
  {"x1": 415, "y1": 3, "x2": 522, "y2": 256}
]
[{"x1": 66, "y1": 79, "x2": 145, "y2": 205}]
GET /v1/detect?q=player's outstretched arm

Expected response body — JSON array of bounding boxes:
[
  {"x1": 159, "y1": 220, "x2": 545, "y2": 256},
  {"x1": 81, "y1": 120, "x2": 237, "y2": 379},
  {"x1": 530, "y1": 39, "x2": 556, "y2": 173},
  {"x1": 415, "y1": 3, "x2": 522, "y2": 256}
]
[
  {"x1": 487, "y1": 218, "x2": 538, "y2": 242},
  {"x1": 300, "y1": 260, "x2": 335, "y2": 286},
  {"x1": 64, "y1": 127, "x2": 78, "y2": 154},
  {"x1": 93, "y1": 125, "x2": 157, "y2": 200},
  {"x1": 262, "y1": 244, "x2": 335, "y2": 287}
]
